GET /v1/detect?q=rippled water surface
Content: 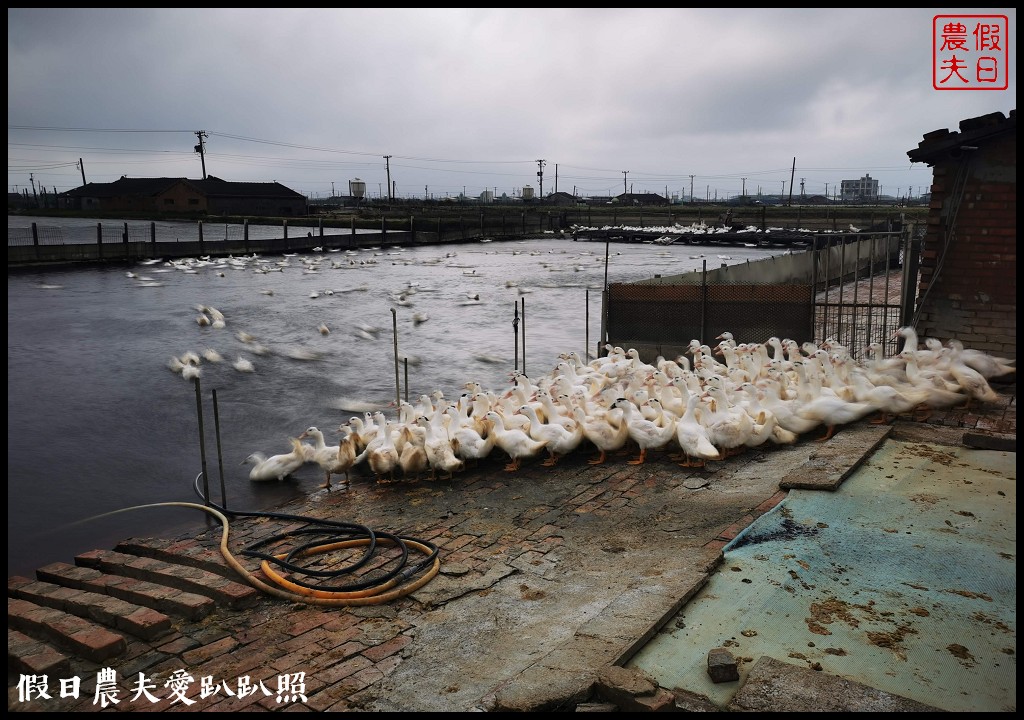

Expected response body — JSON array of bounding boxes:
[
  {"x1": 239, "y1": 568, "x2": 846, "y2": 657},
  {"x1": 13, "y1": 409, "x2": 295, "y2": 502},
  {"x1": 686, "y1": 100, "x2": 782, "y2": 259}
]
[{"x1": 8, "y1": 231, "x2": 786, "y2": 577}]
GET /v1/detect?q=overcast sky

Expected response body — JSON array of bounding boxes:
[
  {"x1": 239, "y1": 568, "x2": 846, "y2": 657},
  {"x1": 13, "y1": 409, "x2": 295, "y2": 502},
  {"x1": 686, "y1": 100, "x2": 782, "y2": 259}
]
[{"x1": 7, "y1": 8, "x2": 1016, "y2": 201}]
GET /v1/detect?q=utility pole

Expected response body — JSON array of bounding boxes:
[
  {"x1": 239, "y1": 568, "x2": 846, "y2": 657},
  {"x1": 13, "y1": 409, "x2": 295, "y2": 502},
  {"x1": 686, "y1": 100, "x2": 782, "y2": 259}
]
[
  {"x1": 787, "y1": 157, "x2": 796, "y2": 206},
  {"x1": 622, "y1": 171, "x2": 628, "y2": 197},
  {"x1": 689, "y1": 175, "x2": 694, "y2": 203},
  {"x1": 800, "y1": 177, "x2": 806, "y2": 198},
  {"x1": 554, "y1": 163, "x2": 558, "y2": 194},
  {"x1": 741, "y1": 177, "x2": 746, "y2": 199},
  {"x1": 78, "y1": 158, "x2": 87, "y2": 185},
  {"x1": 536, "y1": 159, "x2": 546, "y2": 197},
  {"x1": 194, "y1": 131, "x2": 208, "y2": 179},
  {"x1": 331, "y1": 181, "x2": 335, "y2": 198},
  {"x1": 383, "y1": 156, "x2": 393, "y2": 201},
  {"x1": 29, "y1": 173, "x2": 38, "y2": 207}
]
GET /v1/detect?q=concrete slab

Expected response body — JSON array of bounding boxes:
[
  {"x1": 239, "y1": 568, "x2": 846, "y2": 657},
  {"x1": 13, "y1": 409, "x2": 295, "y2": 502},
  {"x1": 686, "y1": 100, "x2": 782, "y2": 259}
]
[
  {"x1": 729, "y1": 656, "x2": 943, "y2": 712},
  {"x1": 626, "y1": 438, "x2": 1016, "y2": 712}
]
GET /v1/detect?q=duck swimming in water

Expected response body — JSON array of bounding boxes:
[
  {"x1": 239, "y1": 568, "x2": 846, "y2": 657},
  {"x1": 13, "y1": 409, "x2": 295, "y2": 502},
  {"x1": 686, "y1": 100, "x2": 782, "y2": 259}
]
[{"x1": 242, "y1": 437, "x2": 306, "y2": 482}]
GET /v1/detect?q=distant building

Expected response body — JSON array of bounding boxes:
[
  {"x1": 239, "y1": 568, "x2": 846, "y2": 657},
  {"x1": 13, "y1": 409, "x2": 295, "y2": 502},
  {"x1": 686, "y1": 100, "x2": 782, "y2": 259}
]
[
  {"x1": 544, "y1": 191, "x2": 580, "y2": 206},
  {"x1": 615, "y1": 192, "x2": 669, "y2": 206},
  {"x1": 60, "y1": 176, "x2": 307, "y2": 216},
  {"x1": 840, "y1": 174, "x2": 879, "y2": 202}
]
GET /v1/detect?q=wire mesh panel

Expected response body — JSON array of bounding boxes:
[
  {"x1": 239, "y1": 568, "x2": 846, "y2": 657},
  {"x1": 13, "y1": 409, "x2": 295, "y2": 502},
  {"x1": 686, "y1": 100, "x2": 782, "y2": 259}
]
[
  {"x1": 815, "y1": 303, "x2": 903, "y2": 359},
  {"x1": 7, "y1": 226, "x2": 67, "y2": 246},
  {"x1": 704, "y1": 284, "x2": 813, "y2": 345},
  {"x1": 606, "y1": 282, "x2": 813, "y2": 364}
]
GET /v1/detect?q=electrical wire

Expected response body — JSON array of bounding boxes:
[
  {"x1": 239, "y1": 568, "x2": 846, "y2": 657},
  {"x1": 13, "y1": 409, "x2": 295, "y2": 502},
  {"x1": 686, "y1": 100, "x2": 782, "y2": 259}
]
[{"x1": 910, "y1": 150, "x2": 973, "y2": 329}]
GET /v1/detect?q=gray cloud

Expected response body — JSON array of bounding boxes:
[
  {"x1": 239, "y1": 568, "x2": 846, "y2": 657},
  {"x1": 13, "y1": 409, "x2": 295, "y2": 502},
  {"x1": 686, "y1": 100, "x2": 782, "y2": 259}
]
[{"x1": 8, "y1": 8, "x2": 1016, "y2": 200}]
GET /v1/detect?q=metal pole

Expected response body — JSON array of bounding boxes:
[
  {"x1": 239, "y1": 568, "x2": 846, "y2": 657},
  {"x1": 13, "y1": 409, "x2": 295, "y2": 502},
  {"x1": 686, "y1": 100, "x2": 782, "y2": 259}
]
[
  {"x1": 212, "y1": 388, "x2": 226, "y2": 509},
  {"x1": 391, "y1": 308, "x2": 400, "y2": 408},
  {"x1": 521, "y1": 297, "x2": 526, "y2": 377},
  {"x1": 513, "y1": 302, "x2": 520, "y2": 372},
  {"x1": 403, "y1": 359, "x2": 409, "y2": 403},
  {"x1": 700, "y1": 259, "x2": 708, "y2": 345},
  {"x1": 603, "y1": 238, "x2": 610, "y2": 292},
  {"x1": 585, "y1": 287, "x2": 590, "y2": 361},
  {"x1": 194, "y1": 377, "x2": 210, "y2": 505}
]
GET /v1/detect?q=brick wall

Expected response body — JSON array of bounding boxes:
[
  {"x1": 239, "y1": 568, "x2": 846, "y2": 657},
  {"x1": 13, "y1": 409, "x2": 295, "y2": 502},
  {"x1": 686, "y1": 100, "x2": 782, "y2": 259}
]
[{"x1": 914, "y1": 131, "x2": 1016, "y2": 359}]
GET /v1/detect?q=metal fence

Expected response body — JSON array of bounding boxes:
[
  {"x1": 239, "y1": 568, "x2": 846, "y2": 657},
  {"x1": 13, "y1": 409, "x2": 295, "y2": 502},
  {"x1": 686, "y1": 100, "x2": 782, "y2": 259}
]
[
  {"x1": 602, "y1": 226, "x2": 921, "y2": 362},
  {"x1": 811, "y1": 229, "x2": 920, "y2": 360}
]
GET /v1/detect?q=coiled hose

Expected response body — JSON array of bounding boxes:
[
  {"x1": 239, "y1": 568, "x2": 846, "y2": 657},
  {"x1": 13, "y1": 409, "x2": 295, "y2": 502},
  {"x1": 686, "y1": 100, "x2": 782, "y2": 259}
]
[
  {"x1": 190, "y1": 473, "x2": 441, "y2": 606},
  {"x1": 74, "y1": 475, "x2": 441, "y2": 608}
]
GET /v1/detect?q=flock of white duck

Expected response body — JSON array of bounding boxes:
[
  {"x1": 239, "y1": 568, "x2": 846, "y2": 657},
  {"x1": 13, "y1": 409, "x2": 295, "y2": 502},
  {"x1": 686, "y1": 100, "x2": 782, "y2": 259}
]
[{"x1": 240, "y1": 326, "x2": 1013, "y2": 489}]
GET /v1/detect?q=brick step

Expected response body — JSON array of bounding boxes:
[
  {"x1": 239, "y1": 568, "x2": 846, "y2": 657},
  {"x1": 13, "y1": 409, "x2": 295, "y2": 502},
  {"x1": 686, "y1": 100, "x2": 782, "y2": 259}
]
[
  {"x1": 114, "y1": 536, "x2": 241, "y2": 582},
  {"x1": 8, "y1": 628, "x2": 71, "y2": 676},
  {"x1": 8, "y1": 575, "x2": 173, "y2": 642},
  {"x1": 8, "y1": 597, "x2": 127, "y2": 663},
  {"x1": 74, "y1": 549, "x2": 260, "y2": 609},
  {"x1": 36, "y1": 561, "x2": 216, "y2": 621}
]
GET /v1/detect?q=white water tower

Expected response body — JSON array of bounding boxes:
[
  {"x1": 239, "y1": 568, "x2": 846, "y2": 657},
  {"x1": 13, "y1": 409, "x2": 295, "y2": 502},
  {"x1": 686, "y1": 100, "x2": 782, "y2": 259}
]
[
  {"x1": 522, "y1": 185, "x2": 535, "y2": 200},
  {"x1": 349, "y1": 178, "x2": 366, "y2": 199}
]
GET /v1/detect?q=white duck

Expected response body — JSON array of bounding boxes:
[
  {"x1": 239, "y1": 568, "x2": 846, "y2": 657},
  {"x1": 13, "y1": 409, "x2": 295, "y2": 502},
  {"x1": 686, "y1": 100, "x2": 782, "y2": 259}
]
[
  {"x1": 846, "y1": 365, "x2": 930, "y2": 424},
  {"x1": 366, "y1": 421, "x2": 400, "y2": 483},
  {"x1": 671, "y1": 392, "x2": 721, "y2": 468},
  {"x1": 242, "y1": 437, "x2": 307, "y2": 482},
  {"x1": 449, "y1": 408, "x2": 496, "y2": 467},
  {"x1": 735, "y1": 382, "x2": 799, "y2": 446},
  {"x1": 515, "y1": 405, "x2": 584, "y2": 467},
  {"x1": 181, "y1": 356, "x2": 202, "y2": 382},
  {"x1": 323, "y1": 426, "x2": 367, "y2": 490},
  {"x1": 944, "y1": 339, "x2": 1000, "y2": 409},
  {"x1": 418, "y1": 412, "x2": 464, "y2": 480},
  {"x1": 945, "y1": 338, "x2": 1015, "y2": 380},
  {"x1": 571, "y1": 402, "x2": 629, "y2": 466},
  {"x1": 484, "y1": 410, "x2": 548, "y2": 472},
  {"x1": 794, "y1": 393, "x2": 876, "y2": 442},
  {"x1": 611, "y1": 397, "x2": 676, "y2": 465},
  {"x1": 701, "y1": 384, "x2": 755, "y2": 458},
  {"x1": 297, "y1": 426, "x2": 342, "y2": 488},
  {"x1": 398, "y1": 424, "x2": 430, "y2": 481},
  {"x1": 232, "y1": 356, "x2": 256, "y2": 373}
]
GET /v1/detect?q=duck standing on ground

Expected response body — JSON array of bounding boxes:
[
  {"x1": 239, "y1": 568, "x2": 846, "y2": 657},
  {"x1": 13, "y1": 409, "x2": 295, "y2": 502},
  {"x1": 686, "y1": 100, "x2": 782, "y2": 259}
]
[
  {"x1": 671, "y1": 392, "x2": 721, "y2": 467},
  {"x1": 297, "y1": 426, "x2": 347, "y2": 489},
  {"x1": 571, "y1": 401, "x2": 629, "y2": 466},
  {"x1": 366, "y1": 421, "x2": 400, "y2": 483},
  {"x1": 611, "y1": 397, "x2": 676, "y2": 465},
  {"x1": 484, "y1": 411, "x2": 548, "y2": 472},
  {"x1": 944, "y1": 339, "x2": 1001, "y2": 409},
  {"x1": 324, "y1": 426, "x2": 367, "y2": 490},
  {"x1": 418, "y1": 412, "x2": 465, "y2": 480},
  {"x1": 449, "y1": 406, "x2": 496, "y2": 468},
  {"x1": 398, "y1": 424, "x2": 430, "y2": 481},
  {"x1": 515, "y1": 404, "x2": 584, "y2": 466}
]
